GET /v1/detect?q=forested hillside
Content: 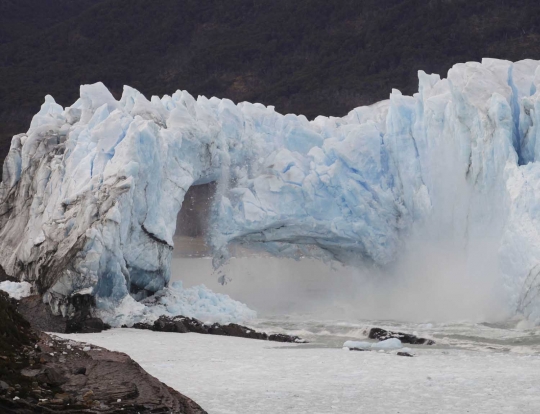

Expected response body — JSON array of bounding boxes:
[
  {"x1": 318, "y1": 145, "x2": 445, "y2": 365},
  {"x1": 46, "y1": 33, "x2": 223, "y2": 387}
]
[
  {"x1": 1, "y1": 0, "x2": 540, "y2": 176},
  {"x1": 0, "y1": 0, "x2": 103, "y2": 44}
]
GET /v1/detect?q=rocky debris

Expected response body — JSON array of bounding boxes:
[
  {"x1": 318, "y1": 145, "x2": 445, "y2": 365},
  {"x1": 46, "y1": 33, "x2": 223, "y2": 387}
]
[
  {"x1": 268, "y1": 333, "x2": 305, "y2": 343},
  {"x1": 348, "y1": 348, "x2": 369, "y2": 352},
  {"x1": 17, "y1": 295, "x2": 66, "y2": 333},
  {"x1": 0, "y1": 290, "x2": 207, "y2": 413},
  {"x1": 66, "y1": 317, "x2": 110, "y2": 334},
  {"x1": 21, "y1": 366, "x2": 67, "y2": 386},
  {"x1": 64, "y1": 293, "x2": 111, "y2": 334},
  {"x1": 131, "y1": 315, "x2": 307, "y2": 343},
  {"x1": 18, "y1": 294, "x2": 110, "y2": 334},
  {"x1": 153, "y1": 315, "x2": 189, "y2": 333},
  {"x1": 131, "y1": 322, "x2": 152, "y2": 330},
  {"x1": 368, "y1": 327, "x2": 435, "y2": 345},
  {"x1": 397, "y1": 352, "x2": 414, "y2": 357},
  {"x1": 208, "y1": 322, "x2": 268, "y2": 340}
]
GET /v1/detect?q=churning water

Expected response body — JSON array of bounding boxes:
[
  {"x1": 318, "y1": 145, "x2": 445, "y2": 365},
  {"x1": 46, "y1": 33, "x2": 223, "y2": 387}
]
[{"x1": 171, "y1": 256, "x2": 540, "y2": 355}]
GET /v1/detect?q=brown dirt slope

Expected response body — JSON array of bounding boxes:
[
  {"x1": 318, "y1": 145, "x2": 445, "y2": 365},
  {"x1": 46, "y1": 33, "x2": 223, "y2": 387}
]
[{"x1": 0, "y1": 291, "x2": 207, "y2": 413}]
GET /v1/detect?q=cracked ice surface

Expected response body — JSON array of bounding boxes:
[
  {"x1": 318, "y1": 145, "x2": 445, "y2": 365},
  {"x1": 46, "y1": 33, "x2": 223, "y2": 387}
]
[{"x1": 2, "y1": 58, "x2": 540, "y2": 323}]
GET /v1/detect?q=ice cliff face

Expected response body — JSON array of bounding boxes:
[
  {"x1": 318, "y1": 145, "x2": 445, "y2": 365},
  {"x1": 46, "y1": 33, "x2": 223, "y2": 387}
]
[{"x1": 2, "y1": 58, "x2": 540, "y2": 322}]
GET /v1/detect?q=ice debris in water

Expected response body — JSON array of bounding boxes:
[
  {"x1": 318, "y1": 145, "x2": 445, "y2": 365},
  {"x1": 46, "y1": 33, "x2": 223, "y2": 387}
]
[
  {"x1": 371, "y1": 338, "x2": 403, "y2": 350},
  {"x1": 96, "y1": 281, "x2": 256, "y2": 327},
  {"x1": 2, "y1": 59, "x2": 540, "y2": 323},
  {"x1": 343, "y1": 341, "x2": 373, "y2": 350},
  {"x1": 217, "y1": 274, "x2": 232, "y2": 286},
  {"x1": 0, "y1": 281, "x2": 32, "y2": 300}
]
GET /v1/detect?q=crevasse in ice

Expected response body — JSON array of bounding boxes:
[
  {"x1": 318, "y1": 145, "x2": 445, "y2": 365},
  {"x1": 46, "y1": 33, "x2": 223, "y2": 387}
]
[{"x1": 2, "y1": 58, "x2": 540, "y2": 323}]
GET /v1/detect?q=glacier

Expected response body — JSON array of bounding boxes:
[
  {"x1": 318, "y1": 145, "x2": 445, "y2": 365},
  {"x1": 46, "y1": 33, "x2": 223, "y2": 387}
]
[{"x1": 2, "y1": 58, "x2": 540, "y2": 324}]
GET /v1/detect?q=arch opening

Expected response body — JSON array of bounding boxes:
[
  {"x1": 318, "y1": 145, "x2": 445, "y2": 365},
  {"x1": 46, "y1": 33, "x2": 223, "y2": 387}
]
[{"x1": 173, "y1": 182, "x2": 216, "y2": 258}]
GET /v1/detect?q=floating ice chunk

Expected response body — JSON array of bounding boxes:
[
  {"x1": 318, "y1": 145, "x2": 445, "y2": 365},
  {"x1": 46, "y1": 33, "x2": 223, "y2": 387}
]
[
  {"x1": 371, "y1": 338, "x2": 403, "y2": 350},
  {"x1": 343, "y1": 341, "x2": 372, "y2": 350}
]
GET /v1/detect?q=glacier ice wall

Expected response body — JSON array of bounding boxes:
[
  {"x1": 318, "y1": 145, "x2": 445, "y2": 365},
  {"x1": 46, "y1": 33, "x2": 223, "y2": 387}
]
[{"x1": 2, "y1": 58, "x2": 540, "y2": 322}]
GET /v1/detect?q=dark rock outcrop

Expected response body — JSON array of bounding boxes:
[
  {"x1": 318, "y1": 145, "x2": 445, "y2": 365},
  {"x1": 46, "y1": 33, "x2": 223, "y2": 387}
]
[
  {"x1": 17, "y1": 294, "x2": 110, "y2": 334},
  {"x1": 181, "y1": 317, "x2": 213, "y2": 335},
  {"x1": 66, "y1": 317, "x2": 110, "y2": 334},
  {"x1": 208, "y1": 322, "x2": 268, "y2": 340},
  {"x1": 132, "y1": 315, "x2": 307, "y2": 343},
  {"x1": 131, "y1": 322, "x2": 153, "y2": 330},
  {"x1": 0, "y1": 290, "x2": 207, "y2": 413},
  {"x1": 64, "y1": 293, "x2": 111, "y2": 333},
  {"x1": 368, "y1": 327, "x2": 435, "y2": 345},
  {"x1": 153, "y1": 315, "x2": 189, "y2": 333},
  {"x1": 0, "y1": 263, "x2": 16, "y2": 282},
  {"x1": 397, "y1": 352, "x2": 414, "y2": 357},
  {"x1": 17, "y1": 295, "x2": 66, "y2": 333},
  {"x1": 268, "y1": 333, "x2": 302, "y2": 343}
]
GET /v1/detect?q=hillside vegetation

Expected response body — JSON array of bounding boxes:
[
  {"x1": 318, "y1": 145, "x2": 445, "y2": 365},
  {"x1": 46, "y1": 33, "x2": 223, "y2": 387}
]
[
  {"x1": 1, "y1": 0, "x2": 540, "y2": 176},
  {"x1": 0, "y1": 0, "x2": 102, "y2": 44}
]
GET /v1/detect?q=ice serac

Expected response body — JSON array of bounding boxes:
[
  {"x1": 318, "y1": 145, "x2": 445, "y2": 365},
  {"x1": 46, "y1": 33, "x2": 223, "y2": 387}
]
[{"x1": 2, "y1": 58, "x2": 540, "y2": 323}]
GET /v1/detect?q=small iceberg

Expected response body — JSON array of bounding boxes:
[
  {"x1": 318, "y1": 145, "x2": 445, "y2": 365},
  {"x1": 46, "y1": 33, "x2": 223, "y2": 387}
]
[{"x1": 343, "y1": 338, "x2": 403, "y2": 351}]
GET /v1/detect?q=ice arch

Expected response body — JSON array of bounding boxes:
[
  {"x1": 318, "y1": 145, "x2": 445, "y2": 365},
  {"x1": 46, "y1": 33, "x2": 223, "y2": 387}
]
[{"x1": 2, "y1": 58, "x2": 540, "y2": 322}]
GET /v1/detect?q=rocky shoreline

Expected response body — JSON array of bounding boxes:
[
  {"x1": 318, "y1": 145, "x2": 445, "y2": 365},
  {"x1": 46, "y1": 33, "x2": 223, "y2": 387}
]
[
  {"x1": 1, "y1": 276, "x2": 438, "y2": 413},
  {"x1": 0, "y1": 291, "x2": 207, "y2": 413},
  {"x1": 1, "y1": 285, "x2": 308, "y2": 413},
  {"x1": 13, "y1": 288, "x2": 306, "y2": 344},
  {"x1": 131, "y1": 315, "x2": 307, "y2": 343}
]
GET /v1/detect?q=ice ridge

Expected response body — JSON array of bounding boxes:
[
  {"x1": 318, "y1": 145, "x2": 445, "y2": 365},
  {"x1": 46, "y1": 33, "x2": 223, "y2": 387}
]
[{"x1": 2, "y1": 58, "x2": 540, "y2": 323}]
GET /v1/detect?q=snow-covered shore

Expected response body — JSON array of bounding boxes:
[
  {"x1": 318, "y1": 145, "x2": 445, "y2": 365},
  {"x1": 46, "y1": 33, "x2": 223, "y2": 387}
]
[{"x1": 57, "y1": 329, "x2": 540, "y2": 414}]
